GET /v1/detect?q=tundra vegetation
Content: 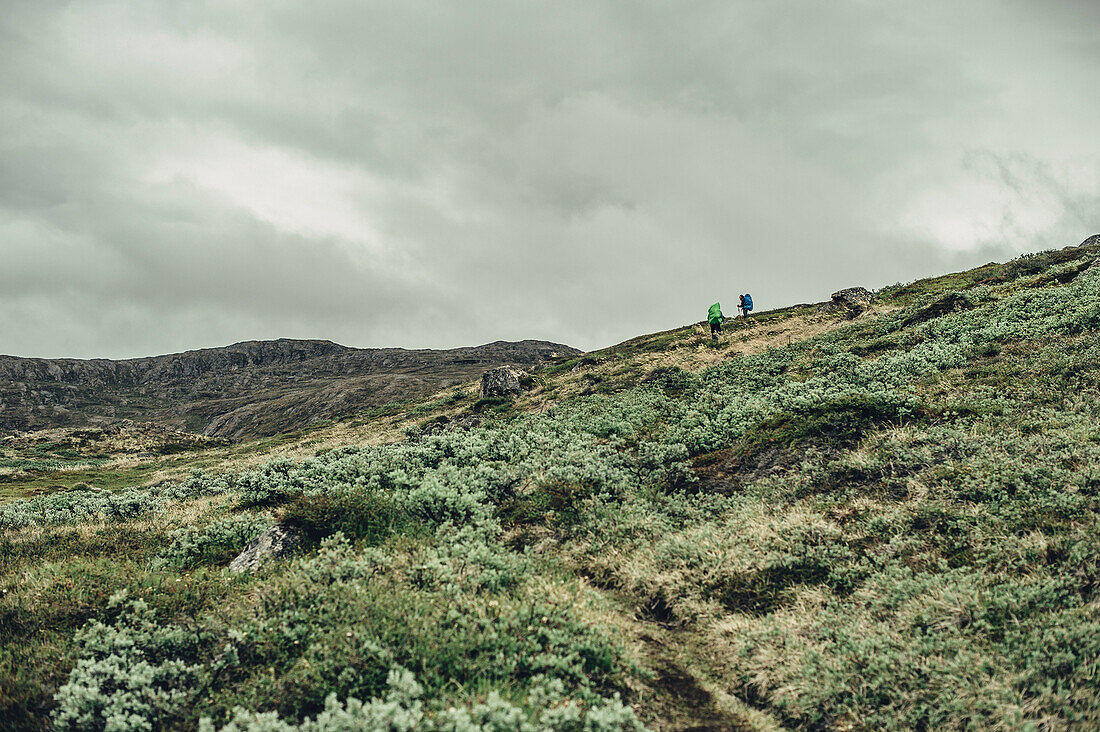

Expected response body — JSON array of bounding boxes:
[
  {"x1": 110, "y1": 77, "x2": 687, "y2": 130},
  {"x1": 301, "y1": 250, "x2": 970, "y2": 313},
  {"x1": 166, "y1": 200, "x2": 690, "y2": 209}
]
[{"x1": 2, "y1": 243, "x2": 1100, "y2": 730}]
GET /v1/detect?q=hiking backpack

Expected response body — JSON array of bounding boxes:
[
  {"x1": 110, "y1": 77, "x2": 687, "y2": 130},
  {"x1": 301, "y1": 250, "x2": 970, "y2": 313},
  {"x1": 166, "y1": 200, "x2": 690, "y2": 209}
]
[{"x1": 708, "y1": 302, "x2": 723, "y2": 324}]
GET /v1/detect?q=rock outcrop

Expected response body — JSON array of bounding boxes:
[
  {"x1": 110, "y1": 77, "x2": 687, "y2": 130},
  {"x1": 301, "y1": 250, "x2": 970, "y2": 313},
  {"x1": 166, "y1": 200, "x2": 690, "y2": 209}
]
[
  {"x1": 817, "y1": 287, "x2": 875, "y2": 316},
  {"x1": 229, "y1": 524, "x2": 303, "y2": 574},
  {"x1": 832, "y1": 287, "x2": 875, "y2": 309},
  {"x1": 480, "y1": 366, "x2": 526, "y2": 397}
]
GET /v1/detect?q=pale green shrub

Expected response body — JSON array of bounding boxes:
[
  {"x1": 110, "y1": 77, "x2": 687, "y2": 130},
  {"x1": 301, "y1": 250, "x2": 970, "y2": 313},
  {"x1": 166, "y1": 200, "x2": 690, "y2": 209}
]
[
  {"x1": 200, "y1": 671, "x2": 425, "y2": 732},
  {"x1": 0, "y1": 471, "x2": 231, "y2": 529},
  {"x1": 200, "y1": 671, "x2": 644, "y2": 732},
  {"x1": 53, "y1": 592, "x2": 210, "y2": 731}
]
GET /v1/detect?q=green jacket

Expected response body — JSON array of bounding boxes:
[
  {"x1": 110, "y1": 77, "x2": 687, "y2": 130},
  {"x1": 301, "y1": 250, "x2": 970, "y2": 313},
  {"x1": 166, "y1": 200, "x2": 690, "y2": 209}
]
[{"x1": 708, "y1": 303, "x2": 723, "y2": 325}]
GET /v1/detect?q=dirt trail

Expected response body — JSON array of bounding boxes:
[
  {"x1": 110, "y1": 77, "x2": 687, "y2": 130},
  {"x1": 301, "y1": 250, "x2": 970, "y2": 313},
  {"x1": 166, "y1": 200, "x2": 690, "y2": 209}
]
[
  {"x1": 638, "y1": 631, "x2": 748, "y2": 731},
  {"x1": 628, "y1": 622, "x2": 787, "y2": 732},
  {"x1": 565, "y1": 574, "x2": 788, "y2": 732},
  {"x1": 655, "y1": 306, "x2": 898, "y2": 373}
]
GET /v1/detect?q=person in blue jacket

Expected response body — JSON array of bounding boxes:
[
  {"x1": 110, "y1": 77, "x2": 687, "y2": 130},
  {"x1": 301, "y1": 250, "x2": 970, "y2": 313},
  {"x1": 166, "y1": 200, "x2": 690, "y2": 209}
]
[{"x1": 739, "y1": 293, "x2": 754, "y2": 318}]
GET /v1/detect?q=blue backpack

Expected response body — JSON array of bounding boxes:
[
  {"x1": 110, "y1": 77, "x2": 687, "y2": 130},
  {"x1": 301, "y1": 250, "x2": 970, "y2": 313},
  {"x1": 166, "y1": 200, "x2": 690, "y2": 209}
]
[{"x1": 742, "y1": 293, "x2": 753, "y2": 311}]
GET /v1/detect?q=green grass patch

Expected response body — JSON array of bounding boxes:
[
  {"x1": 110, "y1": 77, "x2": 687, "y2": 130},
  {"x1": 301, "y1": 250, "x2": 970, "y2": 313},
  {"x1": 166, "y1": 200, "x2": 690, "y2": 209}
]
[{"x1": 744, "y1": 394, "x2": 915, "y2": 449}]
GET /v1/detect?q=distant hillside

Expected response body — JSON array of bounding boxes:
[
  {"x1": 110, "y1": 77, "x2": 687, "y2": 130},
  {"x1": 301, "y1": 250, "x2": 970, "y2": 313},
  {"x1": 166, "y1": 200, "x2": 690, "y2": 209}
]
[{"x1": 0, "y1": 338, "x2": 577, "y2": 439}]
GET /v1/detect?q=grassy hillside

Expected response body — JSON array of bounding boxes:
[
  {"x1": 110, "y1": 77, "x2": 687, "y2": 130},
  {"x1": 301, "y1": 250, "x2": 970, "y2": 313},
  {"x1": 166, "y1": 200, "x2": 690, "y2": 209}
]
[{"x1": 2, "y1": 240, "x2": 1100, "y2": 730}]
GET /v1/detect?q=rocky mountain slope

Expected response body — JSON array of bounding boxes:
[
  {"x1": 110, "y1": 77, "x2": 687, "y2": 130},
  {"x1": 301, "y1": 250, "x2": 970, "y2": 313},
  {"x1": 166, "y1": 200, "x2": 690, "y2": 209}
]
[{"x1": 0, "y1": 339, "x2": 577, "y2": 439}]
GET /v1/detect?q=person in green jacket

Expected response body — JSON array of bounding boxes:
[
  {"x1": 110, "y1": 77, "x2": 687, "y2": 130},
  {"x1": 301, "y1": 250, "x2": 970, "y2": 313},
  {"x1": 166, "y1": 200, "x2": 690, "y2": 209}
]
[{"x1": 708, "y1": 302, "x2": 723, "y2": 340}]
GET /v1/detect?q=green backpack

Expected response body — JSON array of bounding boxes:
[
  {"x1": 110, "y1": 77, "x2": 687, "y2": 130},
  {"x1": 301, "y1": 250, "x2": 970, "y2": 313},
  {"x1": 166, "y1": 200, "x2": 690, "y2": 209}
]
[{"x1": 708, "y1": 302, "x2": 723, "y2": 325}]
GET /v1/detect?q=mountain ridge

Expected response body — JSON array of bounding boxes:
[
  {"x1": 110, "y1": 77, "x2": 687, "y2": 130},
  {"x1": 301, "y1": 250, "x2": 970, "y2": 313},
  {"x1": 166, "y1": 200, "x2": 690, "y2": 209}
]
[{"x1": 0, "y1": 337, "x2": 578, "y2": 438}]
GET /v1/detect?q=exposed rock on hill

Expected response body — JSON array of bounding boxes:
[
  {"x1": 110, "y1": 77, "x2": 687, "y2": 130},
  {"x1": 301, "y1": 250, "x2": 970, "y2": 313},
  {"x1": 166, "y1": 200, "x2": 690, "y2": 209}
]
[
  {"x1": 817, "y1": 287, "x2": 875, "y2": 316},
  {"x1": 832, "y1": 287, "x2": 875, "y2": 309},
  {"x1": 480, "y1": 366, "x2": 526, "y2": 397},
  {"x1": 229, "y1": 524, "x2": 302, "y2": 574},
  {"x1": 0, "y1": 339, "x2": 578, "y2": 439}
]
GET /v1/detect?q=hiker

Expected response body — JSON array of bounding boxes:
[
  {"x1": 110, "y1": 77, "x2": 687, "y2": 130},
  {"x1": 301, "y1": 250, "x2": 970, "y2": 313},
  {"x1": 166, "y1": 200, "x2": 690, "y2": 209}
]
[
  {"x1": 708, "y1": 302, "x2": 723, "y2": 340},
  {"x1": 739, "y1": 293, "x2": 754, "y2": 319}
]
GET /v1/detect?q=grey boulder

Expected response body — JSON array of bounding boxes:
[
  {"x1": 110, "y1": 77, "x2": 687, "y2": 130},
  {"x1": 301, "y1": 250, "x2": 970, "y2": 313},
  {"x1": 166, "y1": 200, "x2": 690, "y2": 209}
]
[
  {"x1": 818, "y1": 287, "x2": 875, "y2": 316},
  {"x1": 480, "y1": 366, "x2": 526, "y2": 397},
  {"x1": 229, "y1": 524, "x2": 302, "y2": 574}
]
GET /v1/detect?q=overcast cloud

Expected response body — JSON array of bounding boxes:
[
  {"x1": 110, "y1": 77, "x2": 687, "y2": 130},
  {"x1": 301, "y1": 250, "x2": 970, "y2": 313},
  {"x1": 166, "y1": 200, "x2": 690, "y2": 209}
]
[{"x1": 2, "y1": 0, "x2": 1097, "y2": 358}]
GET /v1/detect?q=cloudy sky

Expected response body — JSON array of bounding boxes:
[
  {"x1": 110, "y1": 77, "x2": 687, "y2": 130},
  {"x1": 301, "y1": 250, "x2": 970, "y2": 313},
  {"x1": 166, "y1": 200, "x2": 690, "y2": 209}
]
[{"x1": 2, "y1": 1, "x2": 1097, "y2": 358}]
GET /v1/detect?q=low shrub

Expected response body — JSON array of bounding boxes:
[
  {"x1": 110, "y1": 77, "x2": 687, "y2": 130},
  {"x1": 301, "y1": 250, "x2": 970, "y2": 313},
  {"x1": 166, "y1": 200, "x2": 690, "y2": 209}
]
[
  {"x1": 642, "y1": 366, "x2": 695, "y2": 394},
  {"x1": 499, "y1": 479, "x2": 593, "y2": 529},
  {"x1": 53, "y1": 592, "x2": 214, "y2": 732},
  {"x1": 279, "y1": 490, "x2": 415, "y2": 545},
  {"x1": 201, "y1": 673, "x2": 643, "y2": 732},
  {"x1": 157, "y1": 514, "x2": 274, "y2": 569},
  {"x1": 743, "y1": 393, "x2": 916, "y2": 449},
  {"x1": 470, "y1": 397, "x2": 512, "y2": 414}
]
